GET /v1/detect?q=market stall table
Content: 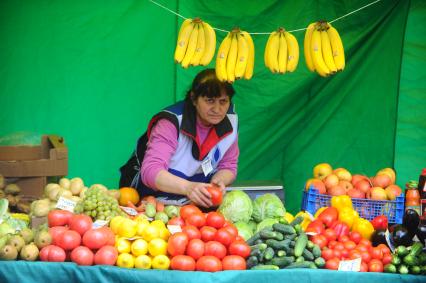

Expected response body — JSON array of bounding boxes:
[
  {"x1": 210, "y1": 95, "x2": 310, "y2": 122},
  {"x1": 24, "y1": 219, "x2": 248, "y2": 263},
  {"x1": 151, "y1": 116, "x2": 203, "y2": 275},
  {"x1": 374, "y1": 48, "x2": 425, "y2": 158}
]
[{"x1": 0, "y1": 261, "x2": 424, "y2": 283}]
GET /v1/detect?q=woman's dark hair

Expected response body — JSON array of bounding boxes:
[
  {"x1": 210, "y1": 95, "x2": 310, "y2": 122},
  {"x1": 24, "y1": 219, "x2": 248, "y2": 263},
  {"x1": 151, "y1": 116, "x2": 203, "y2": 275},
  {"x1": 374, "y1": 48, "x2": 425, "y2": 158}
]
[{"x1": 185, "y1": 69, "x2": 235, "y2": 101}]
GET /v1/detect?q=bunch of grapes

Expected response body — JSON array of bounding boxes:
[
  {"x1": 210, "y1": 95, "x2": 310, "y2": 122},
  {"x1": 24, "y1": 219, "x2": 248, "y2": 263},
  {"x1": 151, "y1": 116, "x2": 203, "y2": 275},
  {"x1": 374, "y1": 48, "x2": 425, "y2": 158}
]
[{"x1": 74, "y1": 187, "x2": 127, "y2": 221}]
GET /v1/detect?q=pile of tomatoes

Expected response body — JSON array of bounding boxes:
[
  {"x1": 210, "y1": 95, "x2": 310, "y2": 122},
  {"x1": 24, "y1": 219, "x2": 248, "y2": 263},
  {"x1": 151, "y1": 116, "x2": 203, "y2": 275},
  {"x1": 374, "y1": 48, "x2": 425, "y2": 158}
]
[
  {"x1": 310, "y1": 228, "x2": 392, "y2": 272},
  {"x1": 167, "y1": 205, "x2": 250, "y2": 272}
]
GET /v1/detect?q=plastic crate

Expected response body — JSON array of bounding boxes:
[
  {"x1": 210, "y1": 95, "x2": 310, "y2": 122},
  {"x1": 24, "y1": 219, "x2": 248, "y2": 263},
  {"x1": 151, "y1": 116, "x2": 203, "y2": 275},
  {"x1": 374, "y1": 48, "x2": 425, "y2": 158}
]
[{"x1": 301, "y1": 187, "x2": 405, "y2": 224}]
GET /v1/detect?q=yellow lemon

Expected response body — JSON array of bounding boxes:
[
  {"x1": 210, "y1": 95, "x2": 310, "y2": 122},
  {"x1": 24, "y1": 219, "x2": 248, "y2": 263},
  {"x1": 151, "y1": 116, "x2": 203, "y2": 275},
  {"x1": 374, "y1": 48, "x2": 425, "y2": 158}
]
[
  {"x1": 115, "y1": 237, "x2": 132, "y2": 254},
  {"x1": 116, "y1": 253, "x2": 135, "y2": 268},
  {"x1": 158, "y1": 227, "x2": 171, "y2": 241},
  {"x1": 118, "y1": 219, "x2": 137, "y2": 238},
  {"x1": 136, "y1": 220, "x2": 150, "y2": 237},
  {"x1": 134, "y1": 254, "x2": 152, "y2": 269},
  {"x1": 150, "y1": 219, "x2": 166, "y2": 229},
  {"x1": 148, "y1": 238, "x2": 167, "y2": 256},
  {"x1": 131, "y1": 239, "x2": 148, "y2": 256},
  {"x1": 110, "y1": 216, "x2": 126, "y2": 234},
  {"x1": 151, "y1": 254, "x2": 170, "y2": 270},
  {"x1": 135, "y1": 215, "x2": 150, "y2": 224},
  {"x1": 142, "y1": 224, "x2": 160, "y2": 242}
]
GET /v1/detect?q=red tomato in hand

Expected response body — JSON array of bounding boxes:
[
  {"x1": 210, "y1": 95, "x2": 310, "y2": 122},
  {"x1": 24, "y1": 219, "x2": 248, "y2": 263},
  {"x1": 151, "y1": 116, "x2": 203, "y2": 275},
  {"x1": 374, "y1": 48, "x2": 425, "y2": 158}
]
[
  {"x1": 196, "y1": 256, "x2": 222, "y2": 272},
  {"x1": 171, "y1": 255, "x2": 196, "y2": 271},
  {"x1": 207, "y1": 184, "x2": 223, "y2": 206},
  {"x1": 222, "y1": 255, "x2": 246, "y2": 270},
  {"x1": 204, "y1": 241, "x2": 227, "y2": 259},
  {"x1": 180, "y1": 205, "x2": 202, "y2": 220},
  {"x1": 186, "y1": 239, "x2": 205, "y2": 260},
  {"x1": 228, "y1": 241, "x2": 251, "y2": 258},
  {"x1": 206, "y1": 212, "x2": 225, "y2": 229},
  {"x1": 200, "y1": 226, "x2": 217, "y2": 242},
  {"x1": 186, "y1": 213, "x2": 206, "y2": 228},
  {"x1": 167, "y1": 232, "x2": 189, "y2": 256}
]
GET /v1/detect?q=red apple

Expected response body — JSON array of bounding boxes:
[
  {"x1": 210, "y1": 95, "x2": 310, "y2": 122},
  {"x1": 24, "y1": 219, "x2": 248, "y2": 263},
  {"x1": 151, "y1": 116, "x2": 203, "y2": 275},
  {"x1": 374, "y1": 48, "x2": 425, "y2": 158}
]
[
  {"x1": 354, "y1": 179, "x2": 372, "y2": 194},
  {"x1": 385, "y1": 185, "x2": 402, "y2": 200},
  {"x1": 347, "y1": 188, "x2": 365, "y2": 199},
  {"x1": 367, "y1": 187, "x2": 387, "y2": 200},
  {"x1": 324, "y1": 174, "x2": 339, "y2": 189},
  {"x1": 376, "y1": 168, "x2": 396, "y2": 184},
  {"x1": 328, "y1": 184, "x2": 346, "y2": 196},
  {"x1": 351, "y1": 174, "x2": 369, "y2": 186},
  {"x1": 338, "y1": 180, "x2": 353, "y2": 192},
  {"x1": 305, "y1": 178, "x2": 326, "y2": 194},
  {"x1": 372, "y1": 174, "x2": 392, "y2": 188},
  {"x1": 313, "y1": 163, "x2": 333, "y2": 180},
  {"x1": 333, "y1": 168, "x2": 352, "y2": 182}
]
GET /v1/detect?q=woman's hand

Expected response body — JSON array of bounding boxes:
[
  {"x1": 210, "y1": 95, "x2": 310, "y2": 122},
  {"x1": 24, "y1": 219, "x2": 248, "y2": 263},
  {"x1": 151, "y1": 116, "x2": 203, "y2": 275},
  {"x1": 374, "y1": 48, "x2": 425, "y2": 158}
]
[
  {"x1": 211, "y1": 179, "x2": 227, "y2": 195},
  {"x1": 185, "y1": 182, "x2": 213, "y2": 208}
]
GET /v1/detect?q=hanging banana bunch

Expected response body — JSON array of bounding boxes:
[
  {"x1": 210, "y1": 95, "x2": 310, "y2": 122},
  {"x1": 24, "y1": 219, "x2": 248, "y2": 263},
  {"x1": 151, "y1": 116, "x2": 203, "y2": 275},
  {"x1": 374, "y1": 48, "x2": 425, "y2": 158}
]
[
  {"x1": 174, "y1": 18, "x2": 216, "y2": 68},
  {"x1": 215, "y1": 28, "x2": 255, "y2": 83},
  {"x1": 264, "y1": 28, "x2": 299, "y2": 74},
  {"x1": 304, "y1": 21, "x2": 345, "y2": 77}
]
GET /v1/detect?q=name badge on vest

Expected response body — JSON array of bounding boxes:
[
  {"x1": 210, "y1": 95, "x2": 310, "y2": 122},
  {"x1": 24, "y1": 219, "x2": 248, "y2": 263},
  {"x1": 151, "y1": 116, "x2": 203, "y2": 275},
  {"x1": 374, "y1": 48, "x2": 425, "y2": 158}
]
[{"x1": 201, "y1": 157, "x2": 213, "y2": 176}]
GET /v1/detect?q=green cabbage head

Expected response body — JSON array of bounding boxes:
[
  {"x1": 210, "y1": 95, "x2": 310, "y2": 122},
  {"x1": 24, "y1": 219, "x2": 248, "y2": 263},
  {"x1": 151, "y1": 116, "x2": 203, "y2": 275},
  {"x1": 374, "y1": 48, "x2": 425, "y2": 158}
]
[
  {"x1": 252, "y1": 193, "x2": 285, "y2": 223},
  {"x1": 218, "y1": 190, "x2": 253, "y2": 223}
]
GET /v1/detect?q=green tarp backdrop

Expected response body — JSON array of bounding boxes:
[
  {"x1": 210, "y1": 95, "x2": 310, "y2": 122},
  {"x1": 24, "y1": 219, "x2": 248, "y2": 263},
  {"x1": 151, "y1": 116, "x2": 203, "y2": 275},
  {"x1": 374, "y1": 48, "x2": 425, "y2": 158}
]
[{"x1": 0, "y1": 0, "x2": 425, "y2": 213}]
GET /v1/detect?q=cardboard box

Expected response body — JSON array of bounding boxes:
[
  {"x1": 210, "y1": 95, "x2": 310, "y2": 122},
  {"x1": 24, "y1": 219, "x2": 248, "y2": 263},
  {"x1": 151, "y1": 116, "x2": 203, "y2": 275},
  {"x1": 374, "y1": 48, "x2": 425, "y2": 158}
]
[
  {"x1": 0, "y1": 135, "x2": 68, "y2": 197},
  {"x1": 227, "y1": 180, "x2": 285, "y2": 204}
]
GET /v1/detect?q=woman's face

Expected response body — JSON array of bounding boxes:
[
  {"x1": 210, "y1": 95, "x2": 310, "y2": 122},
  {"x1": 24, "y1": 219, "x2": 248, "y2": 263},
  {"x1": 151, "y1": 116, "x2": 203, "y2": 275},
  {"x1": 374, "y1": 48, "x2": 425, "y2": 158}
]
[{"x1": 193, "y1": 92, "x2": 230, "y2": 126}]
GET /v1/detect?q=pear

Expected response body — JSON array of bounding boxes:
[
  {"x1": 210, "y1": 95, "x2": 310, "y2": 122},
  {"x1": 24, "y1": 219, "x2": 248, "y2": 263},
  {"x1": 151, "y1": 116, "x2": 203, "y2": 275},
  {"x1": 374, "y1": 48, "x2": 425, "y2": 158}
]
[
  {"x1": 34, "y1": 229, "x2": 52, "y2": 249},
  {"x1": 7, "y1": 235, "x2": 25, "y2": 252},
  {"x1": 20, "y1": 228, "x2": 34, "y2": 244},
  {"x1": 0, "y1": 244, "x2": 18, "y2": 260},
  {"x1": 19, "y1": 243, "x2": 39, "y2": 261},
  {"x1": 0, "y1": 235, "x2": 9, "y2": 250}
]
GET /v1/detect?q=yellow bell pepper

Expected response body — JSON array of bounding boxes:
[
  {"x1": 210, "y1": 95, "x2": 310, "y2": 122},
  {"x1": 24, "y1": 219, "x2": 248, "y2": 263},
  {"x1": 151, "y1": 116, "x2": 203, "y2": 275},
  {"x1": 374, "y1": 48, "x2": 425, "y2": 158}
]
[
  {"x1": 295, "y1": 211, "x2": 313, "y2": 231},
  {"x1": 338, "y1": 207, "x2": 359, "y2": 229},
  {"x1": 352, "y1": 217, "x2": 374, "y2": 240},
  {"x1": 283, "y1": 212, "x2": 295, "y2": 223},
  {"x1": 331, "y1": 195, "x2": 353, "y2": 212},
  {"x1": 314, "y1": 207, "x2": 327, "y2": 219}
]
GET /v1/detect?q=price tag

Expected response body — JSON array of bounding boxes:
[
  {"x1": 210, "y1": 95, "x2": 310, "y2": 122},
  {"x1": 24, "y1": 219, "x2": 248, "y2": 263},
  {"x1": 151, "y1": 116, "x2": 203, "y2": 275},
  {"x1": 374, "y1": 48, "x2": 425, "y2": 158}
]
[
  {"x1": 201, "y1": 157, "x2": 213, "y2": 176},
  {"x1": 385, "y1": 229, "x2": 395, "y2": 253},
  {"x1": 120, "y1": 206, "x2": 138, "y2": 216},
  {"x1": 92, "y1": 220, "x2": 109, "y2": 229},
  {"x1": 338, "y1": 257, "x2": 361, "y2": 272},
  {"x1": 167, "y1": 225, "x2": 182, "y2": 234},
  {"x1": 56, "y1": 197, "x2": 77, "y2": 212}
]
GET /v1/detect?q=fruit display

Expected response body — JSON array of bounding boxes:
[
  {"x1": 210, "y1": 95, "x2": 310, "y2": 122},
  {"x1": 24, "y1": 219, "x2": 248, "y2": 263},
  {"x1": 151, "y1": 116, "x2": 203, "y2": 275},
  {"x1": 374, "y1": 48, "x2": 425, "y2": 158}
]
[
  {"x1": 174, "y1": 18, "x2": 216, "y2": 68},
  {"x1": 264, "y1": 28, "x2": 299, "y2": 74},
  {"x1": 215, "y1": 28, "x2": 255, "y2": 83}
]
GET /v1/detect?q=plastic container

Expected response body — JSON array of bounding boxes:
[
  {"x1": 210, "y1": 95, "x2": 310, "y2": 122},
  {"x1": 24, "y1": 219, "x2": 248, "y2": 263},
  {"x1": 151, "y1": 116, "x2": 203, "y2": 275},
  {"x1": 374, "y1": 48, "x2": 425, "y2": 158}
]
[{"x1": 301, "y1": 187, "x2": 405, "y2": 224}]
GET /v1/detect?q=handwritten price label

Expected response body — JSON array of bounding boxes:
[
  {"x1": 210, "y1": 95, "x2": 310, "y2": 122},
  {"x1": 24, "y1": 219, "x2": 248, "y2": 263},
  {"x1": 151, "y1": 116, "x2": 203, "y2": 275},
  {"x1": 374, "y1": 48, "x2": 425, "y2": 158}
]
[
  {"x1": 56, "y1": 197, "x2": 77, "y2": 212},
  {"x1": 167, "y1": 225, "x2": 182, "y2": 234},
  {"x1": 92, "y1": 220, "x2": 109, "y2": 229},
  {"x1": 338, "y1": 258, "x2": 361, "y2": 272},
  {"x1": 119, "y1": 206, "x2": 138, "y2": 216}
]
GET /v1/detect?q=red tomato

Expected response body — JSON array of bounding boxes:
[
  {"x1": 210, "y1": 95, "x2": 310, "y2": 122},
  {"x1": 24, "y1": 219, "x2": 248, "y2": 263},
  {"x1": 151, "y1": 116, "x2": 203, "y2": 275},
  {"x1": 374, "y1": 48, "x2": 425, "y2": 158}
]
[
  {"x1": 332, "y1": 249, "x2": 342, "y2": 259},
  {"x1": 49, "y1": 226, "x2": 69, "y2": 245},
  {"x1": 349, "y1": 231, "x2": 362, "y2": 244},
  {"x1": 215, "y1": 228, "x2": 235, "y2": 246},
  {"x1": 356, "y1": 244, "x2": 369, "y2": 253},
  {"x1": 325, "y1": 257, "x2": 340, "y2": 270},
  {"x1": 69, "y1": 214, "x2": 93, "y2": 236},
  {"x1": 200, "y1": 226, "x2": 217, "y2": 242},
  {"x1": 70, "y1": 246, "x2": 94, "y2": 266},
  {"x1": 371, "y1": 247, "x2": 383, "y2": 260},
  {"x1": 343, "y1": 240, "x2": 356, "y2": 251},
  {"x1": 323, "y1": 229, "x2": 337, "y2": 242},
  {"x1": 305, "y1": 219, "x2": 325, "y2": 235},
  {"x1": 39, "y1": 245, "x2": 66, "y2": 262},
  {"x1": 341, "y1": 249, "x2": 349, "y2": 259},
  {"x1": 196, "y1": 256, "x2": 222, "y2": 272},
  {"x1": 349, "y1": 249, "x2": 362, "y2": 260},
  {"x1": 222, "y1": 255, "x2": 246, "y2": 270},
  {"x1": 167, "y1": 232, "x2": 189, "y2": 256},
  {"x1": 338, "y1": 235, "x2": 350, "y2": 243},
  {"x1": 333, "y1": 242, "x2": 345, "y2": 251},
  {"x1": 171, "y1": 255, "x2": 196, "y2": 271},
  {"x1": 204, "y1": 241, "x2": 227, "y2": 259},
  {"x1": 180, "y1": 205, "x2": 202, "y2": 220},
  {"x1": 56, "y1": 230, "x2": 81, "y2": 251},
  {"x1": 376, "y1": 244, "x2": 391, "y2": 255},
  {"x1": 168, "y1": 217, "x2": 186, "y2": 226},
  {"x1": 82, "y1": 228, "x2": 109, "y2": 250},
  {"x1": 182, "y1": 225, "x2": 201, "y2": 241},
  {"x1": 368, "y1": 259, "x2": 383, "y2": 272},
  {"x1": 360, "y1": 250, "x2": 371, "y2": 264},
  {"x1": 360, "y1": 261, "x2": 368, "y2": 272},
  {"x1": 207, "y1": 184, "x2": 223, "y2": 206},
  {"x1": 94, "y1": 246, "x2": 118, "y2": 266},
  {"x1": 47, "y1": 210, "x2": 73, "y2": 227},
  {"x1": 318, "y1": 207, "x2": 339, "y2": 227},
  {"x1": 328, "y1": 240, "x2": 339, "y2": 249},
  {"x1": 222, "y1": 223, "x2": 238, "y2": 238},
  {"x1": 186, "y1": 213, "x2": 206, "y2": 228},
  {"x1": 206, "y1": 212, "x2": 225, "y2": 229},
  {"x1": 359, "y1": 238, "x2": 372, "y2": 247},
  {"x1": 186, "y1": 239, "x2": 205, "y2": 260},
  {"x1": 228, "y1": 241, "x2": 251, "y2": 258},
  {"x1": 382, "y1": 253, "x2": 392, "y2": 265},
  {"x1": 321, "y1": 248, "x2": 335, "y2": 261},
  {"x1": 311, "y1": 234, "x2": 328, "y2": 249}
]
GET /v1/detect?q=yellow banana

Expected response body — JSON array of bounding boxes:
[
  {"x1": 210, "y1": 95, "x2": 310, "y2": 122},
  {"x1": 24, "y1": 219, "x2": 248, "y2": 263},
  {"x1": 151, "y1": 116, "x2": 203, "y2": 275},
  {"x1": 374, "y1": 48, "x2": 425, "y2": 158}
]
[
  {"x1": 226, "y1": 32, "x2": 238, "y2": 83},
  {"x1": 174, "y1": 19, "x2": 194, "y2": 63},
  {"x1": 277, "y1": 31, "x2": 287, "y2": 74},
  {"x1": 304, "y1": 23, "x2": 316, "y2": 72},
  {"x1": 199, "y1": 21, "x2": 216, "y2": 66},
  {"x1": 320, "y1": 30, "x2": 337, "y2": 73},
  {"x1": 181, "y1": 23, "x2": 199, "y2": 68},
  {"x1": 327, "y1": 24, "x2": 345, "y2": 71},
  {"x1": 311, "y1": 29, "x2": 330, "y2": 77},
  {"x1": 241, "y1": 31, "x2": 254, "y2": 80},
  {"x1": 190, "y1": 23, "x2": 205, "y2": 66},
  {"x1": 284, "y1": 31, "x2": 299, "y2": 72},
  {"x1": 215, "y1": 33, "x2": 232, "y2": 82},
  {"x1": 266, "y1": 31, "x2": 280, "y2": 73},
  {"x1": 235, "y1": 32, "x2": 249, "y2": 79},
  {"x1": 264, "y1": 32, "x2": 274, "y2": 70}
]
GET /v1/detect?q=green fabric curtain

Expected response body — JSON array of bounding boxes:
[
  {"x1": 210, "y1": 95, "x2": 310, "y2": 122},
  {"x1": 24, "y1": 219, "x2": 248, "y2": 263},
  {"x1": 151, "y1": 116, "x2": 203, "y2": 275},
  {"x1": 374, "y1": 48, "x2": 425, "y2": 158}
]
[{"x1": 0, "y1": 0, "x2": 424, "y2": 214}]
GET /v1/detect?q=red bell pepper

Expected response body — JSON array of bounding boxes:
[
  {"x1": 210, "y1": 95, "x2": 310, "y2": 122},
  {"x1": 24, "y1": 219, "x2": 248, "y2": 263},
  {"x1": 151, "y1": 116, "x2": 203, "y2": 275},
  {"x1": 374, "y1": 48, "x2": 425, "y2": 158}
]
[
  {"x1": 305, "y1": 219, "x2": 325, "y2": 235},
  {"x1": 330, "y1": 220, "x2": 350, "y2": 237},
  {"x1": 317, "y1": 207, "x2": 339, "y2": 228},
  {"x1": 370, "y1": 215, "x2": 388, "y2": 230}
]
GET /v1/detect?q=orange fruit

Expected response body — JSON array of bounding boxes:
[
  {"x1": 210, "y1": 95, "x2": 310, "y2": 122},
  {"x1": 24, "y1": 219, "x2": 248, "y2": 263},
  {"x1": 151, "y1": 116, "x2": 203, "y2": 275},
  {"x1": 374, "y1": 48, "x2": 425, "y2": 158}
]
[{"x1": 119, "y1": 187, "x2": 140, "y2": 206}]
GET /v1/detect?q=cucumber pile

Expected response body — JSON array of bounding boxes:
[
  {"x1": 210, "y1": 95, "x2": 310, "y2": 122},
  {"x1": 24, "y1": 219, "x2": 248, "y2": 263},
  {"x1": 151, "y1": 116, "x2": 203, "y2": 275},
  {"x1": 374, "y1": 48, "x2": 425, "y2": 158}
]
[
  {"x1": 384, "y1": 242, "x2": 426, "y2": 275},
  {"x1": 246, "y1": 216, "x2": 325, "y2": 270}
]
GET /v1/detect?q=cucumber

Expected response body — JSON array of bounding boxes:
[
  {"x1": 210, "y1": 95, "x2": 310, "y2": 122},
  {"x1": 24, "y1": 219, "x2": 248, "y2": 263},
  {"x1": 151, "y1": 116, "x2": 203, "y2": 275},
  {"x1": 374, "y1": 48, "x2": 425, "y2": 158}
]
[
  {"x1": 409, "y1": 242, "x2": 424, "y2": 257},
  {"x1": 251, "y1": 264, "x2": 279, "y2": 270},
  {"x1": 277, "y1": 250, "x2": 286, "y2": 257},
  {"x1": 314, "y1": 257, "x2": 325, "y2": 268},
  {"x1": 308, "y1": 262, "x2": 317, "y2": 269},
  {"x1": 250, "y1": 243, "x2": 268, "y2": 251},
  {"x1": 290, "y1": 216, "x2": 304, "y2": 226},
  {"x1": 403, "y1": 254, "x2": 418, "y2": 266},
  {"x1": 418, "y1": 252, "x2": 426, "y2": 265},
  {"x1": 391, "y1": 254, "x2": 401, "y2": 266},
  {"x1": 246, "y1": 256, "x2": 259, "y2": 269},
  {"x1": 311, "y1": 245, "x2": 322, "y2": 258},
  {"x1": 296, "y1": 256, "x2": 305, "y2": 263},
  {"x1": 247, "y1": 233, "x2": 261, "y2": 245},
  {"x1": 306, "y1": 240, "x2": 314, "y2": 250},
  {"x1": 250, "y1": 248, "x2": 262, "y2": 258},
  {"x1": 285, "y1": 233, "x2": 297, "y2": 241},
  {"x1": 294, "y1": 224, "x2": 303, "y2": 234},
  {"x1": 260, "y1": 230, "x2": 283, "y2": 241},
  {"x1": 265, "y1": 239, "x2": 291, "y2": 250},
  {"x1": 410, "y1": 265, "x2": 421, "y2": 275},
  {"x1": 273, "y1": 223, "x2": 296, "y2": 235},
  {"x1": 284, "y1": 261, "x2": 312, "y2": 269},
  {"x1": 384, "y1": 263, "x2": 397, "y2": 273},
  {"x1": 294, "y1": 233, "x2": 308, "y2": 257},
  {"x1": 302, "y1": 249, "x2": 314, "y2": 261},
  {"x1": 396, "y1": 245, "x2": 409, "y2": 257},
  {"x1": 264, "y1": 247, "x2": 275, "y2": 261},
  {"x1": 269, "y1": 256, "x2": 295, "y2": 268},
  {"x1": 398, "y1": 264, "x2": 409, "y2": 274}
]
